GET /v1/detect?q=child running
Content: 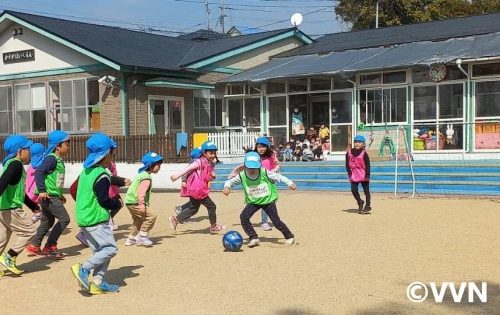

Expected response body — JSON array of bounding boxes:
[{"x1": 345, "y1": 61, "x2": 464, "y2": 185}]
[
  {"x1": 172, "y1": 147, "x2": 202, "y2": 221},
  {"x1": 26, "y1": 130, "x2": 70, "y2": 259},
  {"x1": 346, "y1": 135, "x2": 372, "y2": 214},
  {"x1": 71, "y1": 133, "x2": 122, "y2": 294},
  {"x1": 124, "y1": 152, "x2": 163, "y2": 247},
  {"x1": 169, "y1": 141, "x2": 225, "y2": 234},
  {"x1": 223, "y1": 152, "x2": 296, "y2": 247},
  {"x1": 25, "y1": 142, "x2": 45, "y2": 223},
  {"x1": 0, "y1": 135, "x2": 39, "y2": 276},
  {"x1": 228, "y1": 137, "x2": 280, "y2": 231}
]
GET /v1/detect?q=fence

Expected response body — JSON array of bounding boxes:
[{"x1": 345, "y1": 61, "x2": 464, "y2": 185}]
[
  {"x1": 208, "y1": 130, "x2": 260, "y2": 156},
  {"x1": 0, "y1": 134, "x2": 191, "y2": 163}
]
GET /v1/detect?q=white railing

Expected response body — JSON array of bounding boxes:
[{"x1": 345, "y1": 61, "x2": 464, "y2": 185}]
[{"x1": 208, "y1": 130, "x2": 260, "y2": 156}]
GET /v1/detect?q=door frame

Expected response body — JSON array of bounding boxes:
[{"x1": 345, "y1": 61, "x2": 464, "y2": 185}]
[{"x1": 148, "y1": 95, "x2": 185, "y2": 135}]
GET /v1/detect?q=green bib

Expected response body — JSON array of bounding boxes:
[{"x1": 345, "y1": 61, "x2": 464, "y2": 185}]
[
  {"x1": 75, "y1": 166, "x2": 111, "y2": 227},
  {"x1": 240, "y1": 168, "x2": 278, "y2": 205},
  {"x1": 36, "y1": 153, "x2": 65, "y2": 197},
  {"x1": 0, "y1": 158, "x2": 26, "y2": 210},
  {"x1": 125, "y1": 171, "x2": 152, "y2": 206}
]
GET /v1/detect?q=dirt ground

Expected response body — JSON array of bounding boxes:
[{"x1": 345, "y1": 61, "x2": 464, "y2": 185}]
[{"x1": 1, "y1": 191, "x2": 499, "y2": 315}]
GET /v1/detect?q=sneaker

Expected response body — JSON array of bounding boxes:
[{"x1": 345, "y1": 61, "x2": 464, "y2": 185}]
[
  {"x1": 248, "y1": 238, "x2": 261, "y2": 248},
  {"x1": 42, "y1": 245, "x2": 65, "y2": 259},
  {"x1": 75, "y1": 231, "x2": 89, "y2": 247},
  {"x1": 71, "y1": 263, "x2": 90, "y2": 291},
  {"x1": 209, "y1": 224, "x2": 225, "y2": 233},
  {"x1": 357, "y1": 201, "x2": 365, "y2": 214},
  {"x1": 260, "y1": 222, "x2": 272, "y2": 231},
  {"x1": 362, "y1": 205, "x2": 372, "y2": 214},
  {"x1": 0, "y1": 269, "x2": 4, "y2": 277},
  {"x1": 89, "y1": 281, "x2": 119, "y2": 295},
  {"x1": 25, "y1": 244, "x2": 44, "y2": 256},
  {"x1": 124, "y1": 237, "x2": 137, "y2": 246},
  {"x1": 0, "y1": 253, "x2": 23, "y2": 275},
  {"x1": 285, "y1": 237, "x2": 295, "y2": 245},
  {"x1": 168, "y1": 216, "x2": 178, "y2": 232},
  {"x1": 135, "y1": 235, "x2": 153, "y2": 247}
]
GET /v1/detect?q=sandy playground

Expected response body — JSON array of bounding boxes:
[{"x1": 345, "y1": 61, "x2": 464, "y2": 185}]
[{"x1": 1, "y1": 191, "x2": 499, "y2": 315}]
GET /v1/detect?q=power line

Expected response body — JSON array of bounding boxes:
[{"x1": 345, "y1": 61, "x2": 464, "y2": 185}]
[{"x1": 256, "y1": 6, "x2": 332, "y2": 28}]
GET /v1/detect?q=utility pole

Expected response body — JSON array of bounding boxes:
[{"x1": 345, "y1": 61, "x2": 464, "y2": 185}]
[
  {"x1": 375, "y1": 0, "x2": 379, "y2": 28},
  {"x1": 205, "y1": 1, "x2": 211, "y2": 30},
  {"x1": 219, "y1": 0, "x2": 227, "y2": 33}
]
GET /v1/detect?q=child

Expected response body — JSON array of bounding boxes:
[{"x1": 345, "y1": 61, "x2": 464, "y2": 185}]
[
  {"x1": 26, "y1": 130, "x2": 70, "y2": 259},
  {"x1": 228, "y1": 137, "x2": 280, "y2": 231},
  {"x1": 312, "y1": 140, "x2": 323, "y2": 160},
  {"x1": 0, "y1": 135, "x2": 39, "y2": 276},
  {"x1": 322, "y1": 139, "x2": 331, "y2": 160},
  {"x1": 25, "y1": 143, "x2": 45, "y2": 223},
  {"x1": 71, "y1": 133, "x2": 122, "y2": 294},
  {"x1": 283, "y1": 143, "x2": 293, "y2": 162},
  {"x1": 306, "y1": 126, "x2": 317, "y2": 142},
  {"x1": 173, "y1": 147, "x2": 202, "y2": 220},
  {"x1": 346, "y1": 135, "x2": 371, "y2": 214},
  {"x1": 168, "y1": 141, "x2": 225, "y2": 234},
  {"x1": 292, "y1": 144, "x2": 302, "y2": 161},
  {"x1": 124, "y1": 152, "x2": 163, "y2": 247},
  {"x1": 223, "y1": 152, "x2": 296, "y2": 247},
  {"x1": 319, "y1": 123, "x2": 330, "y2": 143},
  {"x1": 74, "y1": 151, "x2": 130, "y2": 246},
  {"x1": 301, "y1": 143, "x2": 314, "y2": 161}
]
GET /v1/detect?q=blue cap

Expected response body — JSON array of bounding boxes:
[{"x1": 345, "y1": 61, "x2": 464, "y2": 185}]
[
  {"x1": 30, "y1": 143, "x2": 45, "y2": 168},
  {"x1": 46, "y1": 130, "x2": 70, "y2": 155},
  {"x1": 83, "y1": 133, "x2": 117, "y2": 169},
  {"x1": 138, "y1": 151, "x2": 164, "y2": 173},
  {"x1": 244, "y1": 151, "x2": 261, "y2": 169},
  {"x1": 201, "y1": 141, "x2": 218, "y2": 152},
  {"x1": 256, "y1": 136, "x2": 270, "y2": 147},
  {"x1": 2, "y1": 135, "x2": 33, "y2": 164},
  {"x1": 190, "y1": 147, "x2": 202, "y2": 159},
  {"x1": 354, "y1": 135, "x2": 366, "y2": 143}
]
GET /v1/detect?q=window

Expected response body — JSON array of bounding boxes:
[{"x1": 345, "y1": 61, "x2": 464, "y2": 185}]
[
  {"x1": 476, "y1": 80, "x2": 500, "y2": 117},
  {"x1": 15, "y1": 83, "x2": 47, "y2": 133},
  {"x1": 360, "y1": 73, "x2": 381, "y2": 85},
  {"x1": 227, "y1": 99, "x2": 243, "y2": 126},
  {"x1": 244, "y1": 98, "x2": 260, "y2": 127},
  {"x1": 48, "y1": 78, "x2": 98, "y2": 133},
  {"x1": 0, "y1": 86, "x2": 13, "y2": 135},
  {"x1": 473, "y1": 62, "x2": 500, "y2": 77},
  {"x1": 227, "y1": 84, "x2": 243, "y2": 95},
  {"x1": 359, "y1": 88, "x2": 406, "y2": 124},
  {"x1": 310, "y1": 77, "x2": 331, "y2": 91},
  {"x1": 288, "y1": 78, "x2": 308, "y2": 92},
  {"x1": 360, "y1": 71, "x2": 406, "y2": 86},
  {"x1": 267, "y1": 80, "x2": 286, "y2": 94},
  {"x1": 414, "y1": 86, "x2": 436, "y2": 120},
  {"x1": 193, "y1": 89, "x2": 223, "y2": 128}
]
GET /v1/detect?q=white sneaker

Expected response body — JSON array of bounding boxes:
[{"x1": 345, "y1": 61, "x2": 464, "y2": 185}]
[
  {"x1": 285, "y1": 238, "x2": 295, "y2": 245},
  {"x1": 248, "y1": 238, "x2": 261, "y2": 248},
  {"x1": 260, "y1": 222, "x2": 272, "y2": 231},
  {"x1": 136, "y1": 235, "x2": 153, "y2": 247},
  {"x1": 124, "y1": 237, "x2": 136, "y2": 246}
]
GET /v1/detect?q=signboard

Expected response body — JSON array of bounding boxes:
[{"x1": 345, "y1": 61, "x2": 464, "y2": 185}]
[{"x1": 3, "y1": 49, "x2": 35, "y2": 64}]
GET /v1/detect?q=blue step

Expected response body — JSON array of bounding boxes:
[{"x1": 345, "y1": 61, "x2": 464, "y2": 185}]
[{"x1": 214, "y1": 160, "x2": 500, "y2": 196}]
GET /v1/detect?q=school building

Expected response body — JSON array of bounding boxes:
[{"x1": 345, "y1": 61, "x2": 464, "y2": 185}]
[
  {"x1": 222, "y1": 13, "x2": 500, "y2": 160},
  {"x1": 0, "y1": 10, "x2": 311, "y2": 148}
]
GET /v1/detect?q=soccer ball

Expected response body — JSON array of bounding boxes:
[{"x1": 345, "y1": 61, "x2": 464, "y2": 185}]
[{"x1": 222, "y1": 230, "x2": 243, "y2": 252}]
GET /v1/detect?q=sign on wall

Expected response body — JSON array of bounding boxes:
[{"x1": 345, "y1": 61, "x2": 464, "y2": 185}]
[{"x1": 3, "y1": 49, "x2": 35, "y2": 64}]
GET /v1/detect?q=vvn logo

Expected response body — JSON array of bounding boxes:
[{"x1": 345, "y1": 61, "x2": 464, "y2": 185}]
[{"x1": 407, "y1": 282, "x2": 487, "y2": 303}]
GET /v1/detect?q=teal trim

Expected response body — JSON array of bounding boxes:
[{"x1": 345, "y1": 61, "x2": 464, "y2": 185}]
[
  {"x1": 144, "y1": 80, "x2": 214, "y2": 90},
  {"x1": 1, "y1": 13, "x2": 121, "y2": 70},
  {"x1": 120, "y1": 73, "x2": 128, "y2": 136},
  {"x1": 200, "y1": 66, "x2": 241, "y2": 74},
  {"x1": 0, "y1": 64, "x2": 108, "y2": 81},
  {"x1": 186, "y1": 30, "x2": 300, "y2": 69},
  {"x1": 261, "y1": 95, "x2": 267, "y2": 132},
  {"x1": 294, "y1": 30, "x2": 314, "y2": 45},
  {"x1": 467, "y1": 80, "x2": 473, "y2": 153}
]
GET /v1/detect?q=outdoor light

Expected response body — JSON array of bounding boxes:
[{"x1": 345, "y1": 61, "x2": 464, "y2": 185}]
[{"x1": 11, "y1": 28, "x2": 23, "y2": 36}]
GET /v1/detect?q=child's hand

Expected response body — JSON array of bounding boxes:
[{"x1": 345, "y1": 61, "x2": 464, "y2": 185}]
[
  {"x1": 170, "y1": 174, "x2": 178, "y2": 182},
  {"x1": 181, "y1": 181, "x2": 187, "y2": 188},
  {"x1": 289, "y1": 183, "x2": 297, "y2": 190},
  {"x1": 124, "y1": 178, "x2": 131, "y2": 186},
  {"x1": 60, "y1": 195, "x2": 67, "y2": 204},
  {"x1": 211, "y1": 171, "x2": 216, "y2": 179},
  {"x1": 223, "y1": 187, "x2": 230, "y2": 196},
  {"x1": 38, "y1": 192, "x2": 48, "y2": 200},
  {"x1": 138, "y1": 204, "x2": 146, "y2": 213}
]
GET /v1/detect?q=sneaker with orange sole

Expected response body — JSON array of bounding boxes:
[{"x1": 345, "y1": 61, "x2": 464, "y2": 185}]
[
  {"x1": 42, "y1": 245, "x2": 65, "y2": 259},
  {"x1": 25, "y1": 244, "x2": 44, "y2": 257}
]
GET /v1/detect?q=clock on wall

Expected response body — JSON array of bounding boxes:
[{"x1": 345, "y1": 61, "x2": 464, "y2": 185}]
[{"x1": 429, "y1": 64, "x2": 447, "y2": 82}]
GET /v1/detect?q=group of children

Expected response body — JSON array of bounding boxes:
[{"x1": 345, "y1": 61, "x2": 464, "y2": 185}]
[{"x1": 0, "y1": 129, "x2": 372, "y2": 294}]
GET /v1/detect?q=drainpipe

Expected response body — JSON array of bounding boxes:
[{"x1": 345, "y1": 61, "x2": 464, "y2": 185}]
[
  {"x1": 120, "y1": 72, "x2": 129, "y2": 136},
  {"x1": 347, "y1": 79, "x2": 357, "y2": 139},
  {"x1": 456, "y1": 59, "x2": 471, "y2": 153}
]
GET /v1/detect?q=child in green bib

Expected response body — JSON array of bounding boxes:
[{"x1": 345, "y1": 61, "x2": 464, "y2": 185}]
[{"x1": 223, "y1": 152, "x2": 297, "y2": 248}]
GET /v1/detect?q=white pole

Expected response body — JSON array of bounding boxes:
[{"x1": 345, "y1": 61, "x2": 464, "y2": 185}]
[{"x1": 375, "y1": 1, "x2": 379, "y2": 29}]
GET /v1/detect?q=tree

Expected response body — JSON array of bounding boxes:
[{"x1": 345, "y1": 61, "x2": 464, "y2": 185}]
[{"x1": 334, "y1": 0, "x2": 500, "y2": 31}]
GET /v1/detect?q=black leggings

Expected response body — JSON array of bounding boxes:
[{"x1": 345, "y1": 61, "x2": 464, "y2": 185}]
[
  {"x1": 351, "y1": 181, "x2": 371, "y2": 206},
  {"x1": 240, "y1": 202, "x2": 294, "y2": 240},
  {"x1": 176, "y1": 196, "x2": 217, "y2": 225}
]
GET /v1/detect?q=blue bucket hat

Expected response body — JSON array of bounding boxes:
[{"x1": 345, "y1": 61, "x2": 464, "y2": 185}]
[
  {"x1": 354, "y1": 135, "x2": 366, "y2": 143},
  {"x1": 190, "y1": 147, "x2": 202, "y2": 159},
  {"x1": 2, "y1": 134, "x2": 33, "y2": 164},
  {"x1": 139, "y1": 151, "x2": 164, "y2": 173},
  {"x1": 244, "y1": 151, "x2": 261, "y2": 169},
  {"x1": 30, "y1": 143, "x2": 45, "y2": 168},
  {"x1": 201, "y1": 141, "x2": 218, "y2": 152},
  {"x1": 83, "y1": 133, "x2": 117, "y2": 169},
  {"x1": 46, "y1": 130, "x2": 70, "y2": 155},
  {"x1": 255, "y1": 136, "x2": 270, "y2": 147}
]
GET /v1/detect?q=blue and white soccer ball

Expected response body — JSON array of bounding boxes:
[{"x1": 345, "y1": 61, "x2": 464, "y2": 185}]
[{"x1": 222, "y1": 230, "x2": 243, "y2": 252}]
